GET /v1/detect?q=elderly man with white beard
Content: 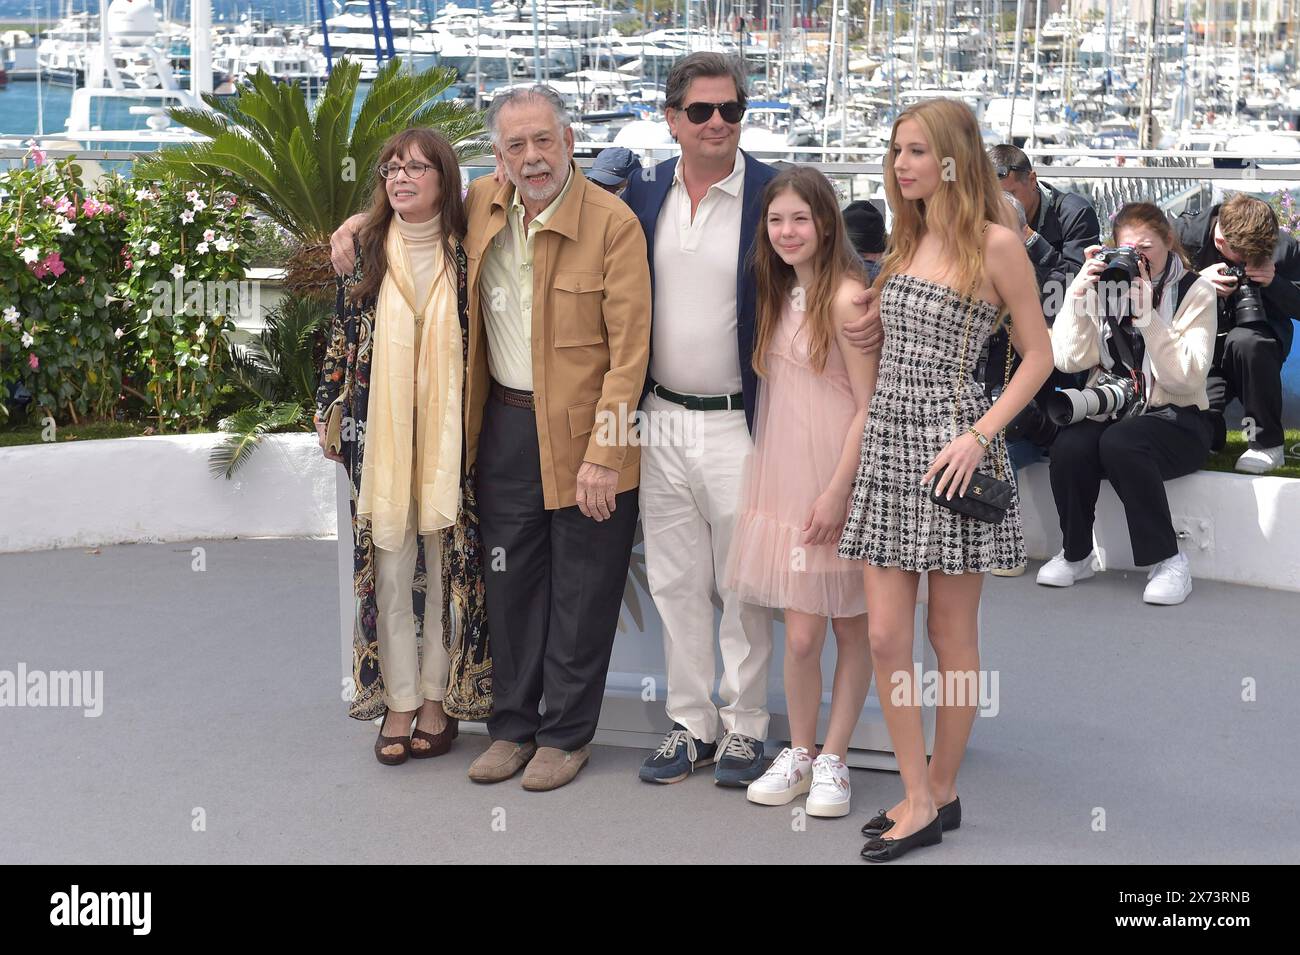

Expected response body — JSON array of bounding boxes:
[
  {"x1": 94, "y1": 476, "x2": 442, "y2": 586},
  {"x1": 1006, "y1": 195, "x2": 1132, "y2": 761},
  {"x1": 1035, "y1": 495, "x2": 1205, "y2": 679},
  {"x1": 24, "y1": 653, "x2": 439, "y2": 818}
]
[{"x1": 331, "y1": 88, "x2": 652, "y2": 791}]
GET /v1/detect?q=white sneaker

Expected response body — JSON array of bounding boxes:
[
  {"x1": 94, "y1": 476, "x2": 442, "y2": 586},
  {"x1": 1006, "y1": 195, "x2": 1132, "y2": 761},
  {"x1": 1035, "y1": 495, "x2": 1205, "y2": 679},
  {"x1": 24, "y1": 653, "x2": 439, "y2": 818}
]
[
  {"x1": 1036, "y1": 549, "x2": 1098, "y2": 587},
  {"x1": 1144, "y1": 552, "x2": 1193, "y2": 605},
  {"x1": 1235, "y1": 446, "x2": 1285, "y2": 474},
  {"x1": 806, "y1": 753, "x2": 852, "y2": 818},
  {"x1": 746, "y1": 747, "x2": 813, "y2": 806},
  {"x1": 991, "y1": 563, "x2": 1027, "y2": 577}
]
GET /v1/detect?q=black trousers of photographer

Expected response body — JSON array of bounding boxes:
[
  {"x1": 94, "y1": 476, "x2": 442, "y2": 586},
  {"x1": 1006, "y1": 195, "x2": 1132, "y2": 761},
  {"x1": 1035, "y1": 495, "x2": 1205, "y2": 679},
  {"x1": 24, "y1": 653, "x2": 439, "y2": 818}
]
[
  {"x1": 1205, "y1": 323, "x2": 1286, "y2": 450},
  {"x1": 1049, "y1": 404, "x2": 1214, "y2": 567}
]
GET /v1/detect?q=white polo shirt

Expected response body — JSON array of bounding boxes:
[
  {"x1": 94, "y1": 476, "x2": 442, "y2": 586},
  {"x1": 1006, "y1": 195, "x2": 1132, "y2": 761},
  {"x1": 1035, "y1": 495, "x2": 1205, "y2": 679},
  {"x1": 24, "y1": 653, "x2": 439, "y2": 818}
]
[{"x1": 649, "y1": 149, "x2": 745, "y2": 396}]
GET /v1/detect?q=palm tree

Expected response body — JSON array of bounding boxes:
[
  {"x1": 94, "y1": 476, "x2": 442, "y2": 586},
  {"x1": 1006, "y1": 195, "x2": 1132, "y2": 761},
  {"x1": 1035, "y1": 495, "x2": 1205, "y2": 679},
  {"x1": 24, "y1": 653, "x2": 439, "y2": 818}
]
[{"x1": 138, "y1": 57, "x2": 485, "y2": 301}]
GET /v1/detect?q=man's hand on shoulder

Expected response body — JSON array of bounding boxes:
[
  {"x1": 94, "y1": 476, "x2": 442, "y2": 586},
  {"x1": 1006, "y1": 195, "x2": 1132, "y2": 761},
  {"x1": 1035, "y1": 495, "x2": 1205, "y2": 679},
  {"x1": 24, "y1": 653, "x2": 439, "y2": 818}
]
[{"x1": 842, "y1": 285, "x2": 884, "y2": 354}]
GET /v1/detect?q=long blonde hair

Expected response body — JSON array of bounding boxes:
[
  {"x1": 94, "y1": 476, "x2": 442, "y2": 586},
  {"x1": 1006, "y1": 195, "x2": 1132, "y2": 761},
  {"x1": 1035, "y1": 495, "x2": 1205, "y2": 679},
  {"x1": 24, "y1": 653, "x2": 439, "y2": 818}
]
[
  {"x1": 876, "y1": 98, "x2": 1015, "y2": 299},
  {"x1": 752, "y1": 167, "x2": 865, "y2": 378}
]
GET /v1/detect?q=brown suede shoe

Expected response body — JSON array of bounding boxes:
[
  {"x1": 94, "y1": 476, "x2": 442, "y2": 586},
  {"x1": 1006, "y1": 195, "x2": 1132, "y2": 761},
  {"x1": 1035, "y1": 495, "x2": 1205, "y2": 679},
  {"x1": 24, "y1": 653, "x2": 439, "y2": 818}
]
[
  {"x1": 520, "y1": 745, "x2": 590, "y2": 791},
  {"x1": 467, "y1": 739, "x2": 537, "y2": 783}
]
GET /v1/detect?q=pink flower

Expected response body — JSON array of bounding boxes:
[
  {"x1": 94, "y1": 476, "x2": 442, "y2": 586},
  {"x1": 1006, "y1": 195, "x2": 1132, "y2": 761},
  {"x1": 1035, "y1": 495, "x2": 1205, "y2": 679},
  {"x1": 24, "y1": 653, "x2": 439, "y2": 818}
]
[
  {"x1": 28, "y1": 353, "x2": 39, "y2": 370},
  {"x1": 31, "y1": 262, "x2": 49, "y2": 279},
  {"x1": 55, "y1": 197, "x2": 74, "y2": 216},
  {"x1": 41, "y1": 196, "x2": 56, "y2": 208},
  {"x1": 44, "y1": 252, "x2": 66, "y2": 278},
  {"x1": 78, "y1": 275, "x2": 86, "y2": 285},
  {"x1": 31, "y1": 148, "x2": 47, "y2": 167}
]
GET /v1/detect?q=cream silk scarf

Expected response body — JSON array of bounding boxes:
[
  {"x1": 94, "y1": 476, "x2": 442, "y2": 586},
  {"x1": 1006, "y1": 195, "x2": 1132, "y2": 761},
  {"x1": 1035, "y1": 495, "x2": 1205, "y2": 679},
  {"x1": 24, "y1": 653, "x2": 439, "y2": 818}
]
[{"x1": 358, "y1": 217, "x2": 463, "y2": 551}]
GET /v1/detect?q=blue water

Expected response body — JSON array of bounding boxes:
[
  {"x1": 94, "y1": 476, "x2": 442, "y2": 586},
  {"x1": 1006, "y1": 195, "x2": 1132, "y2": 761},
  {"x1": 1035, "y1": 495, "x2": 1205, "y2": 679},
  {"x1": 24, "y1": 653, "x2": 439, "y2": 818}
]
[
  {"x1": 0, "y1": 75, "x2": 465, "y2": 137},
  {"x1": 0, "y1": 0, "x2": 536, "y2": 136},
  {"x1": 1, "y1": 80, "x2": 73, "y2": 136}
]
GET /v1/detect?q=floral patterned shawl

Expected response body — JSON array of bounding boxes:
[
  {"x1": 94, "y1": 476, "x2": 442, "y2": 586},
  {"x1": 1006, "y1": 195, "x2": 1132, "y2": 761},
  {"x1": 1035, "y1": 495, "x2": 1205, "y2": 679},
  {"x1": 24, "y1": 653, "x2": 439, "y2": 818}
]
[{"x1": 316, "y1": 241, "x2": 491, "y2": 722}]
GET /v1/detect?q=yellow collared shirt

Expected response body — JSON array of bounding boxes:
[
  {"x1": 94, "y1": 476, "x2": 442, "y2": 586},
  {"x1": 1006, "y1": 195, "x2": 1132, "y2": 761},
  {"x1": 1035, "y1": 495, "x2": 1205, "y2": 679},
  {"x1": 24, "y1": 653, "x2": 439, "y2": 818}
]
[{"x1": 478, "y1": 166, "x2": 576, "y2": 391}]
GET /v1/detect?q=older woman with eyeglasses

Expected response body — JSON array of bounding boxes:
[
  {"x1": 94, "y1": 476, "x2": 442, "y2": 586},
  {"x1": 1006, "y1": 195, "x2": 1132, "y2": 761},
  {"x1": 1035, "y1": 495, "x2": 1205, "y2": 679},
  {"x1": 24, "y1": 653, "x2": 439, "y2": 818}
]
[{"x1": 314, "y1": 128, "x2": 491, "y2": 765}]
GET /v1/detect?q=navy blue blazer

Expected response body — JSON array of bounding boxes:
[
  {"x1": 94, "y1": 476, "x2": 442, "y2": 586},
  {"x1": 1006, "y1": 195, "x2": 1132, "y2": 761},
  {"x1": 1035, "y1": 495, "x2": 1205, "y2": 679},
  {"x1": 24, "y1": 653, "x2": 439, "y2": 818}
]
[{"x1": 621, "y1": 149, "x2": 779, "y2": 433}]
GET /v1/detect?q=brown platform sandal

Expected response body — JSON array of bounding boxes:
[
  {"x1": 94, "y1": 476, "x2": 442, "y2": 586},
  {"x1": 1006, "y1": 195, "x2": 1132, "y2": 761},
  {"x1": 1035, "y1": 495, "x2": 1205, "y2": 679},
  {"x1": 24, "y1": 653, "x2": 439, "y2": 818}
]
[
  {"x1": 375, "y1": 719, "x2": 414, "y2": 766},
  {"x1": 410, "y1": 718, "x2": 459, "y2": 759}
]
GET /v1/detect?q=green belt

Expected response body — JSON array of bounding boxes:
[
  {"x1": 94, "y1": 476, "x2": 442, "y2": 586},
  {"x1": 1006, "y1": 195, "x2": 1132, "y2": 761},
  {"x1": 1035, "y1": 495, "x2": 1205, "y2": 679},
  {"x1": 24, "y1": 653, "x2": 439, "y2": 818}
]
[{"x1": 650, "y1": 382, "x2": 745, "y2": 412}]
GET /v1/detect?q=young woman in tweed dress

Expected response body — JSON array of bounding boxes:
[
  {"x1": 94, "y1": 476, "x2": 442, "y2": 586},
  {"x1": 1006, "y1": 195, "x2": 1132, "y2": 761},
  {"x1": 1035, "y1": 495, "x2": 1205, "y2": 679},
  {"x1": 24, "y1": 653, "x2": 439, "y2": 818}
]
[{"x1": 837, "y1": 99, "x2": 1053, "y2": 861}]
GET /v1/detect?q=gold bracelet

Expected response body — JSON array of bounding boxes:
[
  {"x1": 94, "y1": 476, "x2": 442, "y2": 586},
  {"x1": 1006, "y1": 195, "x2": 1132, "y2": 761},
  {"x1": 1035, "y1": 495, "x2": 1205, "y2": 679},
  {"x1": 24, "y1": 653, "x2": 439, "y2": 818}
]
[{"x1": 967, "y1": 426, "x2": 990, "y2": 449}]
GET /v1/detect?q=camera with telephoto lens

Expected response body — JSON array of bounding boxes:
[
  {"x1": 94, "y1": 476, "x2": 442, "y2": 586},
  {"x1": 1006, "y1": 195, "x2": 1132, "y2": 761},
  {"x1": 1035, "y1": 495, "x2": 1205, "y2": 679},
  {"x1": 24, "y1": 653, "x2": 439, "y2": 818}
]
[
  {"x1": 989, "y1": 379, "x2": 1060, "y2": 446},
  {"x1": 1223, "y1": 264, "x2": 1267, "y2": 326},
  {"x1": 1044, "y1": 370, "x2": 1146, "y2": 426}
]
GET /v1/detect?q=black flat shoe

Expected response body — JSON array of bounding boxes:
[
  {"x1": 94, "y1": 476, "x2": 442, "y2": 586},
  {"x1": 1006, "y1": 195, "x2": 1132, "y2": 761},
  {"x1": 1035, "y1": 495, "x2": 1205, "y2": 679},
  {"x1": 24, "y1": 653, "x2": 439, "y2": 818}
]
[
  {"x1": 861, "y1": 797, "x2": 961, "y2": 837},
  {"x1": 860, "y1": 813, "x2": 942, "y2": 862}
]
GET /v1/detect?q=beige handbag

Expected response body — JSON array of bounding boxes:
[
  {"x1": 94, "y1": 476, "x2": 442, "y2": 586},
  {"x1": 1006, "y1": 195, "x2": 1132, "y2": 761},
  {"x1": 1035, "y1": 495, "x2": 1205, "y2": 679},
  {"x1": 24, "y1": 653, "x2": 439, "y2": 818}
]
[{"x1": 323, "y1": 398, "x2": 345, "y2": 455}]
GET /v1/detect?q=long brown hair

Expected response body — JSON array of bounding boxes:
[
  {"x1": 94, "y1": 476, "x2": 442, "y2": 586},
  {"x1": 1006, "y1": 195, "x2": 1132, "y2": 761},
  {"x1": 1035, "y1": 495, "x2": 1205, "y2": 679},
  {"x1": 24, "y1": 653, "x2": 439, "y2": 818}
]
[
  {"x1": 876, "y1": 98, "x2": 1015, "y2": 299},
  {"x1": 1111, "y1": 202, "x2": 1190, "y2": 268},
  {"x1": 752, "y1": 166, "x2": 865, "y2": 378},
  {"x1": 349, "y1": 127, "x2": 467, "y2": 302}
]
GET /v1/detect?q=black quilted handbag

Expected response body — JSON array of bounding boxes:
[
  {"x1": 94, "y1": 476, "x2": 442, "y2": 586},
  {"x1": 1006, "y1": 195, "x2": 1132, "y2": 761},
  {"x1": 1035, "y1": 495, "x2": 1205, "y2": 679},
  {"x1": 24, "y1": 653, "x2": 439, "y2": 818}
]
[{"x1": 930, "y1": 467, "x2": 1014, "y2": 525}]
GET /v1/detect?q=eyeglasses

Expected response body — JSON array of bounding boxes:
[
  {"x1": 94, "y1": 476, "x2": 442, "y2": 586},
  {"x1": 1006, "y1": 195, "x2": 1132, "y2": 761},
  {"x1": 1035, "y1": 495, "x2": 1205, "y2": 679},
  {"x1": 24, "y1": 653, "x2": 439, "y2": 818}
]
[
  {"x1": 378, "y1": 160, "x2": 434, "y2": 180},
  {"x1": 995, "y1": 162, "x2": 1031, "y2": 179},
  {"x1": 681, "y1": 101, "x2": 746, "y2": 125}
]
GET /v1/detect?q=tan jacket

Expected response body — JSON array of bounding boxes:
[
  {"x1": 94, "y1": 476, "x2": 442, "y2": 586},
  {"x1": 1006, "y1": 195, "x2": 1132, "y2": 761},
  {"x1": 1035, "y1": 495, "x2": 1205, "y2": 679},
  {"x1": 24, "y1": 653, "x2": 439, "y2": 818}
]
[{"x1": 463, "y1": 164, "x2": 651, "y2": 510}]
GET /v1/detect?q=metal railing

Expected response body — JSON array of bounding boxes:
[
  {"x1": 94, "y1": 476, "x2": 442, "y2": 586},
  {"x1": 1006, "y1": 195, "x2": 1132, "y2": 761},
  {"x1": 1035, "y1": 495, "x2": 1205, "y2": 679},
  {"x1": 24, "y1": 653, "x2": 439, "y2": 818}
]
[{"x1": 4, "y1": 142, "x2": 1299, "y2": 228}]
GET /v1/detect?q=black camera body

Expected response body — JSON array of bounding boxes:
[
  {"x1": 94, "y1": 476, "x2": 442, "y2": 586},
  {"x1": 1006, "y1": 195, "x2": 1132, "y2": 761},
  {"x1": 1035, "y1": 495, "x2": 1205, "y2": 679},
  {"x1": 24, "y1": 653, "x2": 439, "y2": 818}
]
[
  {"x1": 1223, "y1": 263, "x2": 1268, "y2": 327},
  {"x1": 1090, "y1": 245, "x2": 1151, "y2": 322},
  {"x1": 1093, "y1": 245, "x2": 1151, "y2": 284}
]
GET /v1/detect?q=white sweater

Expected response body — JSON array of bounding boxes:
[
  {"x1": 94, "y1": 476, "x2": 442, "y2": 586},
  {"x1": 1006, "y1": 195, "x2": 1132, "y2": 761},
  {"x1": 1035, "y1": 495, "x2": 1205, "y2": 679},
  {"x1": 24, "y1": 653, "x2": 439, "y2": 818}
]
[{"x1": 1052, "y1": 269, "x2": 1218, "y2": 411}]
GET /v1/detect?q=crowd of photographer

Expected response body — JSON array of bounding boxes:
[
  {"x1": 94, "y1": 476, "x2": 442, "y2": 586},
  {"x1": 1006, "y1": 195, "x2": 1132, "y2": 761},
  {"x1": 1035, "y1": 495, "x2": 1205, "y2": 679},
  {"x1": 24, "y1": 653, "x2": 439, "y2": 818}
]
[{"x1": 962, "y1": 151, "x2": 1299, "y2": 607}]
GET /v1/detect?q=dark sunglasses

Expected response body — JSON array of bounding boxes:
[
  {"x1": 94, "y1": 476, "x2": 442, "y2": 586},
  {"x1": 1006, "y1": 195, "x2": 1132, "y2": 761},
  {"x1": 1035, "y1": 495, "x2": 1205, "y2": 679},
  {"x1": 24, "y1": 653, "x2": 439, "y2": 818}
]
[
  {"x1": 681, "y1": 101, "x2": 746, "y2": 124},
  {"x1": 995, "y1": 162, "x2": 1031, "y2": 179}
]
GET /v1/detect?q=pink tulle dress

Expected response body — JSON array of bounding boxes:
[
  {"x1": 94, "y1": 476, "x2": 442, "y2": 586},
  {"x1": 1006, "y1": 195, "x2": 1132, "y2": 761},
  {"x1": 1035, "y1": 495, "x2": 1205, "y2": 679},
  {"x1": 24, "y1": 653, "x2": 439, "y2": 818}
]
[{"x1": 725, "y1": 299, "x2": 867, "y2": 618}]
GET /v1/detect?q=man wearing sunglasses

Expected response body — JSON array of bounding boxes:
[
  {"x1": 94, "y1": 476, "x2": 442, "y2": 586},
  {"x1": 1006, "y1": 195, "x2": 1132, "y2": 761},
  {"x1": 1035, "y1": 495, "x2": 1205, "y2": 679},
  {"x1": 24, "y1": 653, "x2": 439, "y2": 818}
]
[
  {"x1": 622, "y1": 53, "x2": 880, "y2": 788},
  {"x1": 990, "y1": 145, "x2": 1101, "y2": 315}
]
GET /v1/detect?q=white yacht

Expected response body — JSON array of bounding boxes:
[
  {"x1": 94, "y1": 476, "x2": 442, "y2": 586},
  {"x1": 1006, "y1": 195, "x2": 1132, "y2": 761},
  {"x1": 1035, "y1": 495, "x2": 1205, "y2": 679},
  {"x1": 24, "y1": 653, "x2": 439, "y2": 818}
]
[
  {"x1": 487, "y1": 0, "x2": 614, "y2": 39},
  {"x1": 214, "y1": 21, "x2": 327, "y2": 87},
  {"x1": 307, "y1": 1, "x2": 439, "y2": 79}
]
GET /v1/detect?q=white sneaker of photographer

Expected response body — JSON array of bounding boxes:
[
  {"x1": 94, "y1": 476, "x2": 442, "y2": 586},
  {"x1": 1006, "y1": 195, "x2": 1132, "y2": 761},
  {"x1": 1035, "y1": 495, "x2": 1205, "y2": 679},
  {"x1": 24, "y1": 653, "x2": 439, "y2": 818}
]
[
  {"x1": 746, "y1": 746, "x2": 813, "y2": 806},
  {"x1": 806, "y1": 753, "x2": 851, "y2": 818},
  {"x1": 1144, "y1": 552, "x2": 1192, "y2": 605},
  {"x1": 1036, "y1": 549, "x2": 1098, "y2": 587},
  {"x1": 1235, "y1": 446, "x2": 1285, "y2": 474}
]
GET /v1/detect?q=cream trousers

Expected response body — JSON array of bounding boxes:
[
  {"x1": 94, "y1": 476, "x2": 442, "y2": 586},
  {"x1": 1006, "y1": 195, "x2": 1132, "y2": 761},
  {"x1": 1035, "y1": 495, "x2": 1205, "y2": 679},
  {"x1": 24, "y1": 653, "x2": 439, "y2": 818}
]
[{"x1": 374, "y1": 480, "x2": 449, "y2": 713}]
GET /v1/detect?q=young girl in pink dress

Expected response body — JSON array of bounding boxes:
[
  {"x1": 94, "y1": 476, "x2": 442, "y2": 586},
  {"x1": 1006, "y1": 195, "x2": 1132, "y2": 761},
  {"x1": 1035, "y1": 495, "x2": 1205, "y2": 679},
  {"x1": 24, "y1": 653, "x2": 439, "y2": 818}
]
[{"x1": 725, "y1": 167, "x2": 880, "y2": 818}]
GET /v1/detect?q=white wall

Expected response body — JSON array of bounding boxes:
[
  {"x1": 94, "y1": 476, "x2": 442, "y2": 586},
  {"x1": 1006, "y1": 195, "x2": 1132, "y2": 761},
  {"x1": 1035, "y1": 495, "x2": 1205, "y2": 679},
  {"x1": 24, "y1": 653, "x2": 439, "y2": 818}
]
[
  {"x1": 0, "y1": 432, "x2": 335, "y2": 553},
  {"x1": 1016, "y1": 461, "x2": 1300, "y2": 592}
]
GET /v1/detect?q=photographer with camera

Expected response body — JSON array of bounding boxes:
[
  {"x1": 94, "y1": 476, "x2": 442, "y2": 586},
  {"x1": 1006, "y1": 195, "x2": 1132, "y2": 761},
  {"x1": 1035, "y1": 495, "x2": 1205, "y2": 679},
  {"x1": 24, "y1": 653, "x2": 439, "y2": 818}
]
[
  {"x1": 992, "y1": 146, "x2": 1103, "y2": 313},
  {"x1": 1174, "y1": 193, "x2": 1300, "y2": 474},
  {"x1": 1039, "y1": 203, "x2": 1218, "y2": 605}
]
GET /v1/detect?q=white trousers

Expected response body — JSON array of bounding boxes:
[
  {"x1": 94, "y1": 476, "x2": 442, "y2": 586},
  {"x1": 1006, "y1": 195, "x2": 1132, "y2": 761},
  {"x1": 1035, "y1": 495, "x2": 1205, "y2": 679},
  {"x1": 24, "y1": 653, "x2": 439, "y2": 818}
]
[
  {"x1": 638, "y1": 391, "x2": 774, "y2": 743},
  {"x1": 374, "y1": 486, "x2": 448, "y2": 712}
]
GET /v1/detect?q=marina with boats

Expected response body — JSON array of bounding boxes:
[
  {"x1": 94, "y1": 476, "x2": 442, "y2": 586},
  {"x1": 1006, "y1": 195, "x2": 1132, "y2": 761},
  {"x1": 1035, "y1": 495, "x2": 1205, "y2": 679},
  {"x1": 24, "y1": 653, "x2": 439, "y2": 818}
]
[{"x1": 2, "y1": 0, "x2": 1300, "y2": 171}]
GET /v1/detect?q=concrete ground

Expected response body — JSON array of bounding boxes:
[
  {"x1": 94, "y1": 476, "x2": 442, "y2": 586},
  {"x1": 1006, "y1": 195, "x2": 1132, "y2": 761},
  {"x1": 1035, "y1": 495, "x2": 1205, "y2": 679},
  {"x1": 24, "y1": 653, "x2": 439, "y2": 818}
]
[{"x1": 1, "y1": 538, "x2": 1297, "y2": 864}]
